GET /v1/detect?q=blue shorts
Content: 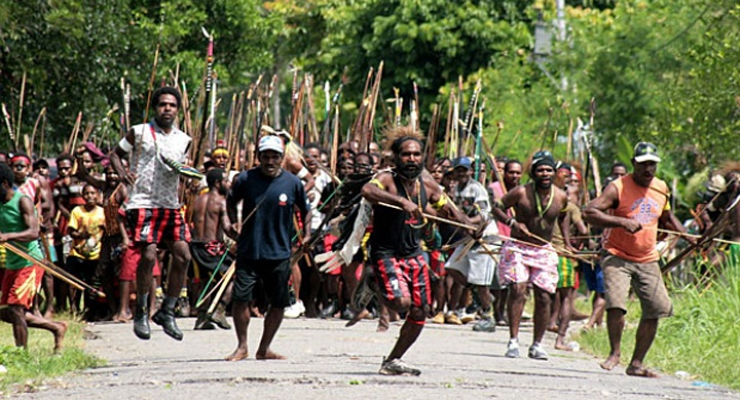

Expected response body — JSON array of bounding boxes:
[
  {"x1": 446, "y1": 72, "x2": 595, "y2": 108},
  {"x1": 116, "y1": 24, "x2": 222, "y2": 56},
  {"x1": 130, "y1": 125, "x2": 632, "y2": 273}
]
[{"x1": 580, "y1": 261, "x2": 604, "y2": 293}]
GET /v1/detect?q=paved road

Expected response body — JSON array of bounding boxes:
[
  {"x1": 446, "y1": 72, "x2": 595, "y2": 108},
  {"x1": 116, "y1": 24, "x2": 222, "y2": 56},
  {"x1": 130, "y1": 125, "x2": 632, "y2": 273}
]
[{"x1": 18, "y1": 317, "x2": 738, "y2": 400}]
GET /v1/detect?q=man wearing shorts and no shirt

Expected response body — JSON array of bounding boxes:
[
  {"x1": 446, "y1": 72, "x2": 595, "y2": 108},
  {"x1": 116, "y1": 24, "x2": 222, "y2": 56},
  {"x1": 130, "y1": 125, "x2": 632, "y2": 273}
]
[
  {"x1": 584, "y1": 142, "x2": 690, "y2": 378},
  {"x1": 491, "y1": 151, "x2": 572, "y2": 360}
]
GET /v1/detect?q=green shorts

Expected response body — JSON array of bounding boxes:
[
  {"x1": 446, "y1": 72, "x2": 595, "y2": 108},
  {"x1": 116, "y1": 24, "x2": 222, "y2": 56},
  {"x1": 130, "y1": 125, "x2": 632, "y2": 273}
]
[{"x1": 557, "y1": 257, "x2": 579, "y2": 289}]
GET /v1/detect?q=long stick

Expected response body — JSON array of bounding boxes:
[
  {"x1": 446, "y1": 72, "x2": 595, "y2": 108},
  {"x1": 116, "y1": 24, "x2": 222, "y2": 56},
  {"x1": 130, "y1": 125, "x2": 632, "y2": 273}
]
[
  {"x1": 142, "y1": 44, "x2": 161, "y2": 124},
  {"x1": 2, "y1": 103, "x2": 17, "y2": 152},
  {"x1": 1, "y1": 242, "x2": 102, "y2": 296},
  {"x1": 195, "y1": 260, "x2": 235, "y2": 308},
  {"x1": 207, "y1": 263, "x2": 235, "y2": 314},
  {"x1": 30, "y1": 108, "x2": 46, "y2": 156},
  {"x1": 16, "y1": 71, "x2": 26, "y2": 150},
  {"x1": 377, "y1": 202, "x2": 475, "y2": 231},
  {"x1": 38, "y1": 109, "x2": 47, "y2": 159},
  {"x1": 656, "y1": 228, "x2": 740, "y2": 246}
]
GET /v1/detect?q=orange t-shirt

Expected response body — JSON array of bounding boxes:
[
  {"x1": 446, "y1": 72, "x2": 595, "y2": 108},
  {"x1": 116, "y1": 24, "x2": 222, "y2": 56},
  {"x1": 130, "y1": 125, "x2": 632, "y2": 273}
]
[{"x1": 603, "y1": 174, "x2": 670, "y2": 263}]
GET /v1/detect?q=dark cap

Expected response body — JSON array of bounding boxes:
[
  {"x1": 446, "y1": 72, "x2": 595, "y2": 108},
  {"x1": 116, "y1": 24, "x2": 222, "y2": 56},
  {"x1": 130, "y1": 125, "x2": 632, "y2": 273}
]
[
  {"x1": 633, "y1": 142, "x2": 661, "y2": 163},
  {"x1": 452, "y1": 157, "x2": 472, "y2": 170},
  {"x1": 531, "y1": 150, "x2": 555, "y2": 172},
  {"x1": 556, "y1": 161, "x2": 572, "y2": 171}
]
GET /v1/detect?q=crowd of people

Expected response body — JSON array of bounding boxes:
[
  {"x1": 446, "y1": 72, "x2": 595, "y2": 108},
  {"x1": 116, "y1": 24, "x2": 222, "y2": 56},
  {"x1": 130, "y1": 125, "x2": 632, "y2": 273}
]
[{"x1": 7, "y1": 85, "x2": 734, "y2": 380}]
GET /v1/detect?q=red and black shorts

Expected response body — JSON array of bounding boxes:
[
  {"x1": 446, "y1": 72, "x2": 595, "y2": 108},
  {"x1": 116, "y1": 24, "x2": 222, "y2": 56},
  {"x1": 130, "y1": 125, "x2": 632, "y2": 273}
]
[
  {"x1": 373, "y1": 254, "x2": 432, "y2": 309},
  {"x1": 126, "y1": 208, "x2": 191, "y2": 244}
]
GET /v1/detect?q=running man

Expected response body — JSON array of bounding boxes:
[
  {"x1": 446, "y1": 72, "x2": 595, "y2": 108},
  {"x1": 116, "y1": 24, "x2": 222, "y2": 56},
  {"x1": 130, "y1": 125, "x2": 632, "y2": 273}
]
[
  {"x1": 491, "y1": 150, "x2": 571, "y2": 361},
  {"x1": 360, "y1": 126, "x2": 472, "y2": 375},
  {"x1": 584, "y1": 142, "x2": 690, "y2": 377}
]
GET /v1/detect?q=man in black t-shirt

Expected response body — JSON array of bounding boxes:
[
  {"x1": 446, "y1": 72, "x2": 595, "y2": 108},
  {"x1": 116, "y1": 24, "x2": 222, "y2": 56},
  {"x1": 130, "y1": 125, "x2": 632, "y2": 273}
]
[{"x1": 225, "y1": 135, "x2": 311, "y2": 361}]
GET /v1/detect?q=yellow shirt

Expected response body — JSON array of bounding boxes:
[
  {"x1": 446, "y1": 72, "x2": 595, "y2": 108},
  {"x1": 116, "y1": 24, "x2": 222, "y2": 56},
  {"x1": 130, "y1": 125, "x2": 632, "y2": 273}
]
[{"x1": 68, "y1": 205, "x2": 105, "y2": 260}]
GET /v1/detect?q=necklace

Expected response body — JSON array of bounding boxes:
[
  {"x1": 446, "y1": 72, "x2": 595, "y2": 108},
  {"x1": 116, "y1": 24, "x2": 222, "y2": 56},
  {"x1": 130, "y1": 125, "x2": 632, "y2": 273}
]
[
  {"x1": 534, "y1": 185, "x2": 554, "y2": 229},
  {"x1": 402, "y1": 178, "x2": 427, "y2": 229}
]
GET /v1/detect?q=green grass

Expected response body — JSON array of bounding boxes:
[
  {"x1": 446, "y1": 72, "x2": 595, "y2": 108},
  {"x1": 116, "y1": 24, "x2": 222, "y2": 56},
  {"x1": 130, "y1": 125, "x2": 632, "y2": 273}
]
[
  {"x1": 0, "y1": 313, "x2": 102, "y2": 394},
  {"x1": 575, "y1": 261, "x2": 740, "y2": 390}
]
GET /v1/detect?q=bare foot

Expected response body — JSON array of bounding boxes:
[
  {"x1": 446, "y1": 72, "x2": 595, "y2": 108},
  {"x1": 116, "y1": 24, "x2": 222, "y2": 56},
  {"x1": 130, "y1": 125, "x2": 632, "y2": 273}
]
[
  {"x1": 54, "y1": 321, "x2": 68, "y2": 353},
  {"x1": 250, "y1": 307, "x2": 264, "y2": 318},
  {"x1": 345, "y1": 309, "x2": 369, "y2": 328},
  {"x1": 546, "y1": 325, "x2": 559, "y2": 333},
  {"x1": 626, "y1": 365, "x2": 659, "y2": 378},
  {"x1": 376, "y1": 324, "x2": 389, "y2": 332},
  {"x1": 256, "y1": 350, "x2": 286, "y2": 360},
  {"x1": 44, "y1": 309, "x2": 54, "y2": 319},
  {"x1": 599, "y1": 354, "x2": 620, "y2": 371},
  {"x1": 225, "y1": 347, "x2": 249, "y2": 361},
  {"x1": 112, "y1": 313, "x2": 132, "y2": 323},
  {"x1": 555, "y1": 343, "x2": 575, "y2": 351}
]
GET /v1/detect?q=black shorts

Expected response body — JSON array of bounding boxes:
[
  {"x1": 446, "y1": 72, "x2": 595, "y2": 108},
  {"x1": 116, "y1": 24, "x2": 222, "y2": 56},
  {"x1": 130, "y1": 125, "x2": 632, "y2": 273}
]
[
  {"x1": 66, "y1": 256, "x2": 98, "y2": 284},
  {"x1": 233, "y1": 257, "x2": 291, "y2": 308},
  {"x1": 190, "y1": 241, "x2": 233, "y2": 280}
]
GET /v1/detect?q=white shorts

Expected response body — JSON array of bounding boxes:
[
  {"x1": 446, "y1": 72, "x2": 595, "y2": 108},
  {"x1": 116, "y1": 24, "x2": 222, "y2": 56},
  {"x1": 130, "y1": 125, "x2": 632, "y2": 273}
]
[{"x1": 446, "y1": 243, "x2": 497, "y2": 286}]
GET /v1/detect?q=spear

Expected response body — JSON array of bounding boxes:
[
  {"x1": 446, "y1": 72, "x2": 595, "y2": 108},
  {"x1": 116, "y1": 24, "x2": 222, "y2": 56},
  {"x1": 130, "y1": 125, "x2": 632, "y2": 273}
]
[
  {"x1": 29, "y1": 108, "x2": 46, "y2": 156},
  {"x1": 473, "y1": 100, "x2": 484, "y2": 181},
  {"x1": 321, "y1": 68, "x2": 348, "y2": 148},
  {"x1": 38, "y1": 109, "x2": 47, "y2": 159},
  {"x1": 538, "y1": 107, "x2": 554, "y2": 151},
  {"x1": 425, "y1": 104, "x2": 440, "y2": 171},
  {"x1": 460, "y1": 79, "x2": 481, "y2": 156},
  {"x1": 364, "y1": 62, "x2": 383, "y2": 144},
  {"x1": 443, "y1": 89, "x2": 454, "y2": 158},
  {"x1": 65, "y1": 112, "x2": 82, "y2": 154},
  {"x1": 142, "y1": 44, "x2": 160, "y2": 125},
  {"x1": 2, "y1": 103, "x2": 17, "y2": 152},
  {"x1": 193, "y1": 27, "x2": 214, "y2": 167},
  {"x1": 16, "y1": 71, "x2": 26, "y2": 150}
]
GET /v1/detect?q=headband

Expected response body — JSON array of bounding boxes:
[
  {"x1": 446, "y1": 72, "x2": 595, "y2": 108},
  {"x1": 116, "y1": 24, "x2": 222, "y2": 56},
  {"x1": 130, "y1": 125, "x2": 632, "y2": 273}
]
[
  {"x1": 10, "y1": 155, "x2": 32, "y2": 165},
  {"x1": 391, "y1": 136, "x2": 423, "y2": 154},
  {"x1": 212, "y1": 147, "x2": 230, "y2": 158}
]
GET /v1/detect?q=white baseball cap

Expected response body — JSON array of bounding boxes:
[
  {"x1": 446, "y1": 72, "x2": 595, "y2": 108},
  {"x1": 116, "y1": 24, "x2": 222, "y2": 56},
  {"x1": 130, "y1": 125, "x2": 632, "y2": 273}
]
[{"x1": 258, "y1": 135, "x2": 284, "y2": 154}]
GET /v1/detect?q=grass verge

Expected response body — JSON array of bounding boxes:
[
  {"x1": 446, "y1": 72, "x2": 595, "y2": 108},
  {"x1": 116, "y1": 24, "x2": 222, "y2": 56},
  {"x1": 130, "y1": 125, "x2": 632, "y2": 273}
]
[
  {"x1": 0, "y1": 313, "x2": 102, "y2": 394},
  {"x1": 574, "y1": 261, "x2": 740, "y2": 391}
]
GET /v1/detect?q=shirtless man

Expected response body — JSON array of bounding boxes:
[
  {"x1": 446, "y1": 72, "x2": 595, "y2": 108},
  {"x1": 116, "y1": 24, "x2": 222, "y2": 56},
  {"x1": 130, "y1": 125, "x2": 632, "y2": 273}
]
[
  {"x1": 361, "y1": 127, "x2": 472, "y2": 375},
  {"x1": 491, "y1": 150, "x2": 572, "y2": 360},
  {"x1": 190, "y1": 168, "x2": 233, "y2": 330}
]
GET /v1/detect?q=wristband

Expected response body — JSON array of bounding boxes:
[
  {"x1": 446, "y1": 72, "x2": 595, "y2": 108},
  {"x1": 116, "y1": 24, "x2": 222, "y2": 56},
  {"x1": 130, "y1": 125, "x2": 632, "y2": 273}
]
[
  {"x1": 507, "y1": 218, "x2": 517, "y2": 228},
  {"x1": 119, "y1": 137, "x2": 133, "y2": 153},
  {"x1": 297, "y1": 166, "x2": 309, "y2": 179}
]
